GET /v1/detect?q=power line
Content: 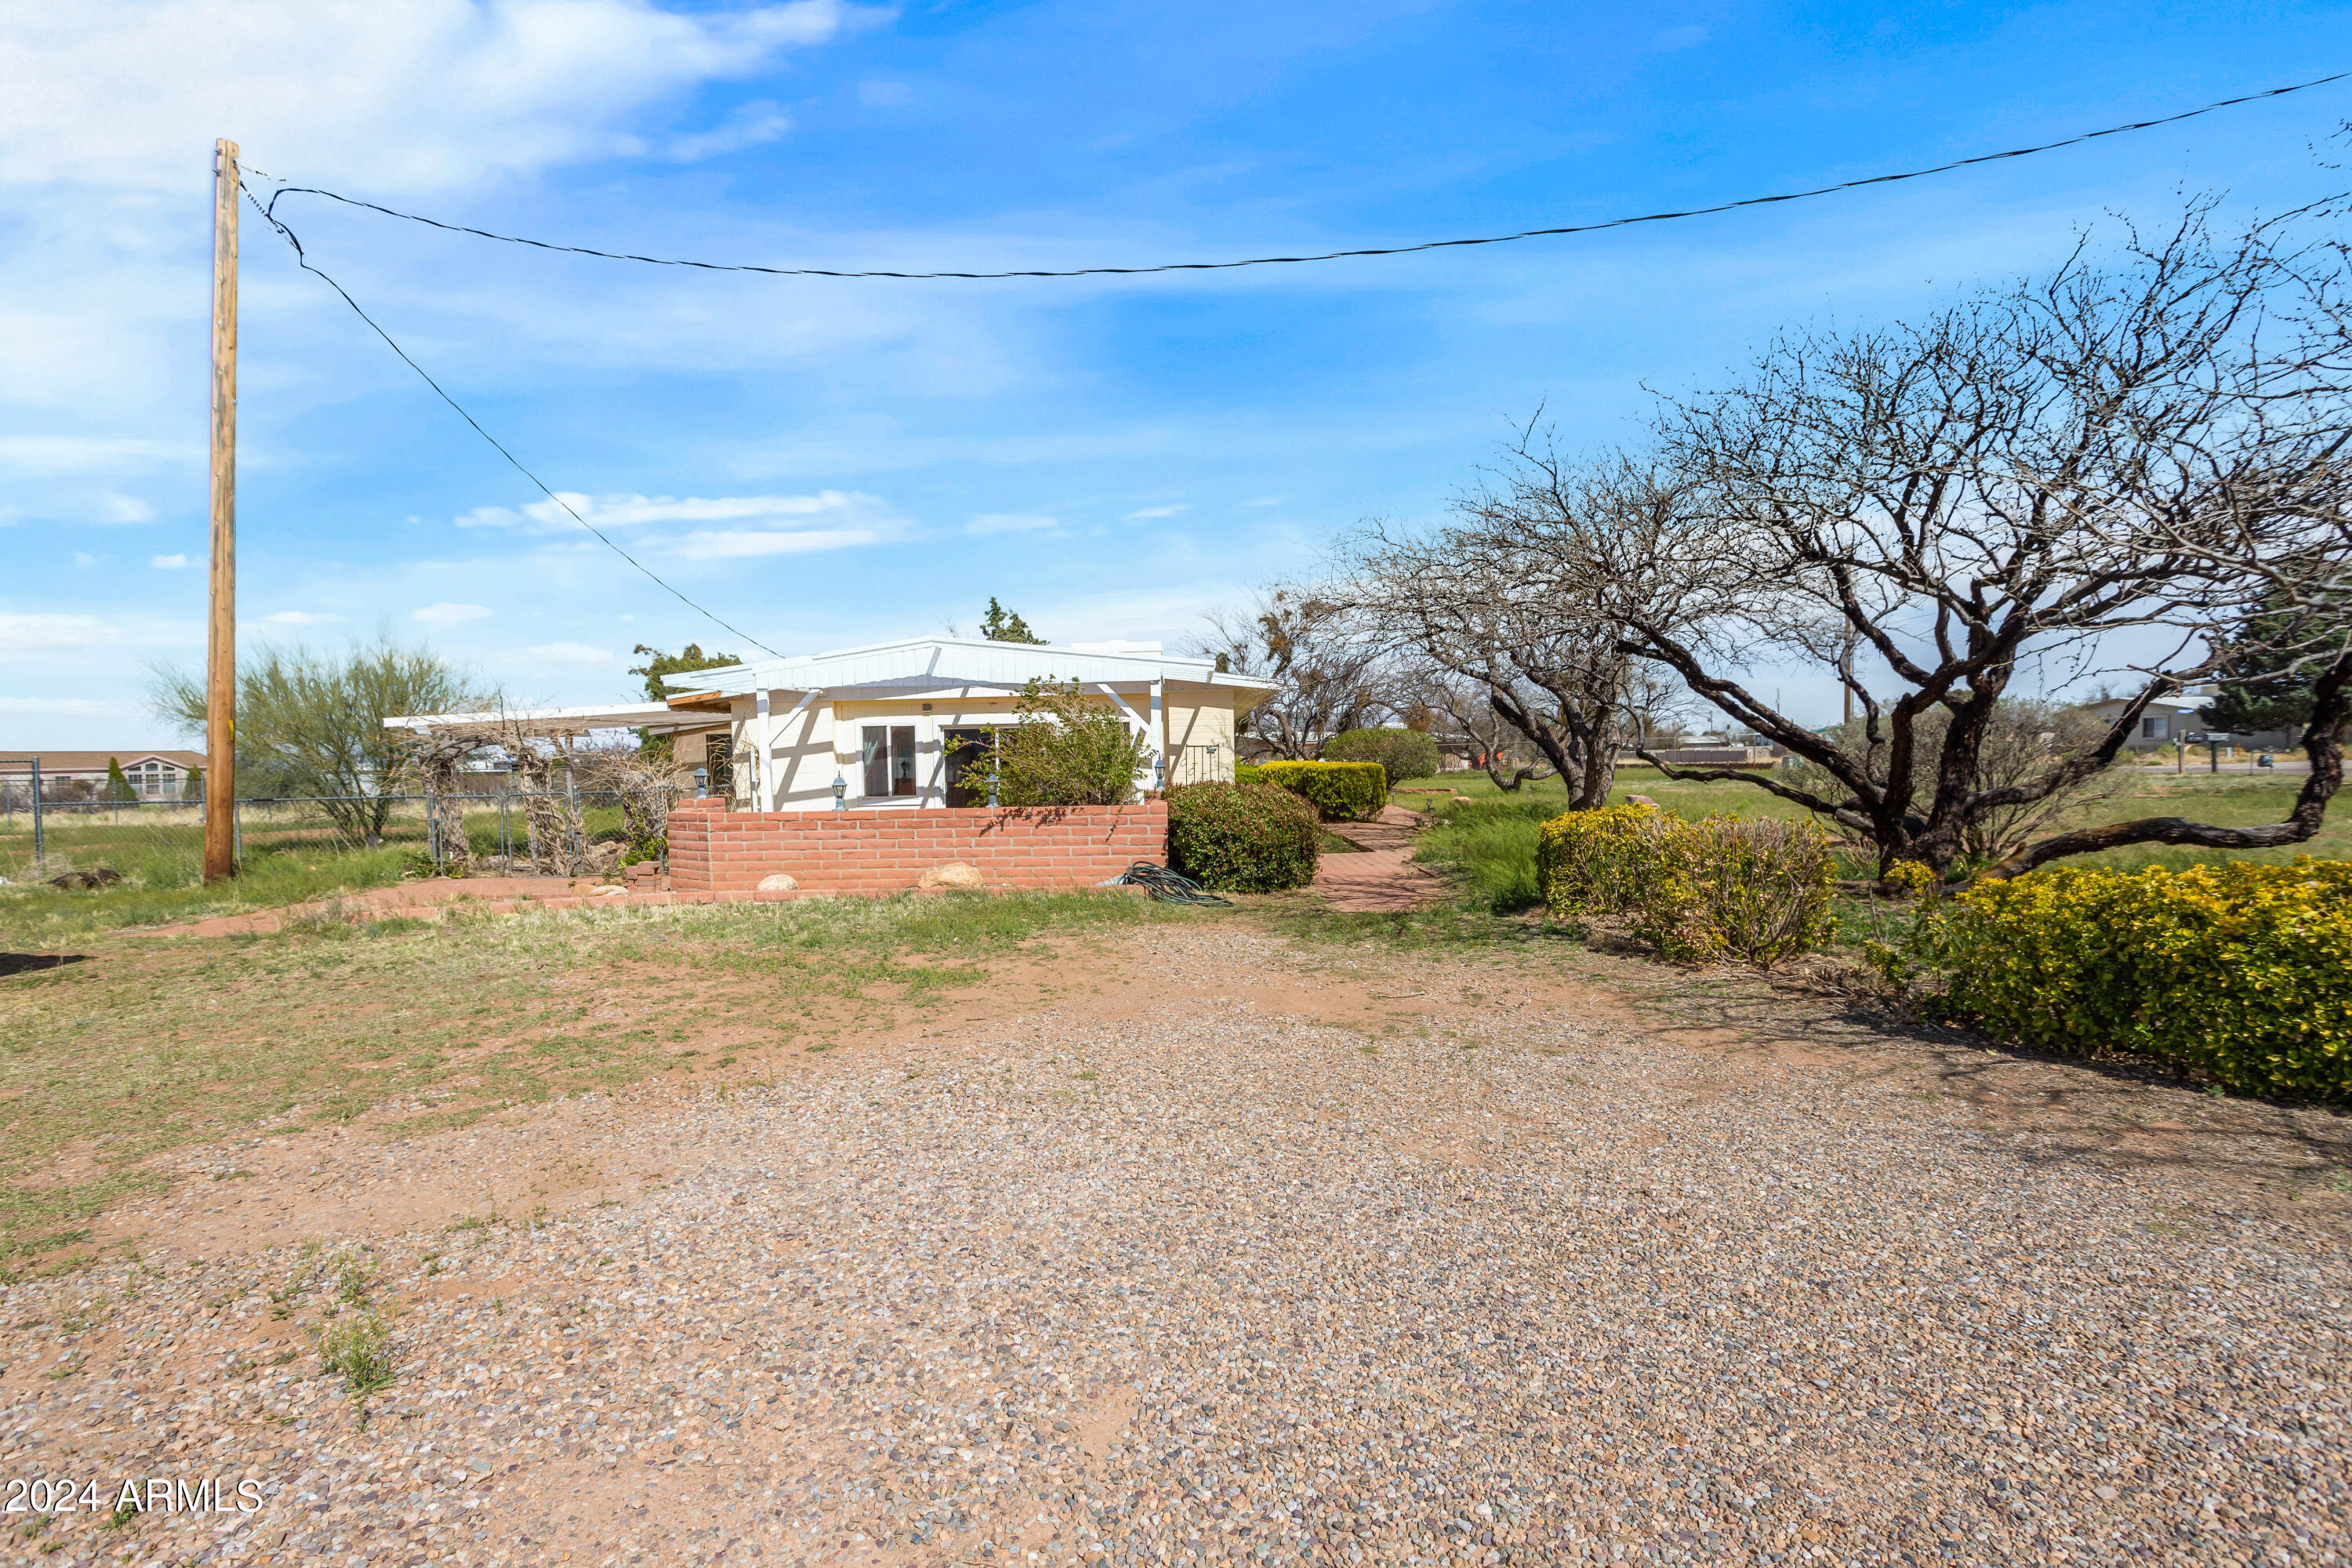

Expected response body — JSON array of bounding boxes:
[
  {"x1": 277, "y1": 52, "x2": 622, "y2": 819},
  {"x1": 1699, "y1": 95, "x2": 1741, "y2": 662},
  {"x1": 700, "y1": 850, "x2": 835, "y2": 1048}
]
[
  {"x1": 257, "y1": 70, "x2": 2349, "y2": 281},
  {"x1": 245, "y1": 190, "x2": 784, "y2": 659}
]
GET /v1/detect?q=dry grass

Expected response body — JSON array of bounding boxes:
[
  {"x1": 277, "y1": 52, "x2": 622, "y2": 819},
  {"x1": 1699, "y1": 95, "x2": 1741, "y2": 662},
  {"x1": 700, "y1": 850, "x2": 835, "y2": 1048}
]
[{"x1": 0, "y1": 891, "x2": 1201, "y2": 1271}]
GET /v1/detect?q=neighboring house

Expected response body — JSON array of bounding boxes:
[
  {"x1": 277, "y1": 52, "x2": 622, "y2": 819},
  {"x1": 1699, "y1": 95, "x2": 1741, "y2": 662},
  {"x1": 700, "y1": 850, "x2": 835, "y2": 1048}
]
[
  {"x1": 2067, "y1": 689, "x2": 2278, "y2": 750},
  {"x1": 655, "y1": 637, "x2": 1274, "y2": 811},
  {"x1": 0, "y1": 750, "x2": 205, "y2": 798}
]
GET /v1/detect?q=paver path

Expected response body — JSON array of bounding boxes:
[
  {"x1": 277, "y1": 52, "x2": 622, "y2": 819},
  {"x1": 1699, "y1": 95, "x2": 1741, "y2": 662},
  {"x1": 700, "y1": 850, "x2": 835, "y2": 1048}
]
[
  {"x1": 4, "y1": 924, "x2": 2347, "y2": 1568},
  {"x1": 1312, "y1": 804, "x2": 1451, "y2": 911}
]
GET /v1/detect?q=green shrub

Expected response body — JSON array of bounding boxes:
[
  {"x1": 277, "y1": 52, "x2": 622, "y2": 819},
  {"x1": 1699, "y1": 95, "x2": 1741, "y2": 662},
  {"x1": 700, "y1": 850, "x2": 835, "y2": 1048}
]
[
  {"x1": 1537, "y1": 804, "x2": 1836, "y2": 967},
  {"x1": 1322, "y1": 728, "x2": 1442, "y2": 786},
  {"x1": 1258, "y1": 760, "x2": 1388, "y2": 822},
  {"x1": 960, "y1": 679, "x2": 1152, "y2": 807},
  {"x1": 1167, "y1": 782, "x2": 1319, "y2": 892},
  {"x1": 1233, "y1": 763, "x2": 1265, "y2": 786},
  {"x1": 1906, "y1": 859, "x2": 2352, "y2": 1102}
]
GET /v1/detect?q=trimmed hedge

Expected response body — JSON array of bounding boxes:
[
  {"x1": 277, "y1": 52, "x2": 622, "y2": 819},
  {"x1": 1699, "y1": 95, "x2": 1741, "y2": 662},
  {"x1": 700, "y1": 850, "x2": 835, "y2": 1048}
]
[
  {"x1": 1907, "y1": 858, "x2": 2352, "y2": 1103},
  {"x1": 1322, "y1": 727, "x2": 1442, "y2": 785},
  {"x1": 1167, "y1": 782, "x2": 1319, "y2": 892},
  {"x1": 1537, "y1": 804, "x2": 1837, "y2": 967},
  {"x1": 1258, "y1": 760, "x2": 1388, "y2": 822},
  {"x1": 1233, "y1": 763, "x2": 1265, "y2": 786}
]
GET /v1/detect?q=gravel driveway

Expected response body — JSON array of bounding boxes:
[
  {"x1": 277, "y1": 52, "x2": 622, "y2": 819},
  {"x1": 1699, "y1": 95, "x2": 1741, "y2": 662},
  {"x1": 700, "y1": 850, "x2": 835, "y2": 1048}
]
[{"x1": 4, "y1": 923, "x2": 2347, "y2": 1568}]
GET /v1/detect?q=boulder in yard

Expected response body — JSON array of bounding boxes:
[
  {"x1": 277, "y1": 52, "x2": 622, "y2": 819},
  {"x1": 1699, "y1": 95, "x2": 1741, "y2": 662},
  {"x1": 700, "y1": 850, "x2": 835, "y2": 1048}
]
[
  {"x1": 920, "y1": 862, "x2": 985, "y2": 891},
  {"x1": 757, "y1": 873, "x2": 799, "y2": 891},
  {"x1": 1625, "y1": 793, "x2": 1661, "y2": 808}
]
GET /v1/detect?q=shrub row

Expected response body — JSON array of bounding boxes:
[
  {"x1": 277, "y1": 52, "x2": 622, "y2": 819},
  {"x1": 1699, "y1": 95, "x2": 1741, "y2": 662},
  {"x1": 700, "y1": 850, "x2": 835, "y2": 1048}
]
[
  {"x1": 1536, "y1": 804, "x2": 1837, "y2": 967},
  {"x1": 1320, "y1": 727, "x2": 1441, "y2": 785},
  {"x1": 1167, "y1": 782, "x2": 1321, "y2": 892},
  {"x1": 1903, "y1": 859, "x2": 2352, "y2": 1103},
  {"x1": 1255, "y1": 760, "x2": 1388, "y2": 822}
]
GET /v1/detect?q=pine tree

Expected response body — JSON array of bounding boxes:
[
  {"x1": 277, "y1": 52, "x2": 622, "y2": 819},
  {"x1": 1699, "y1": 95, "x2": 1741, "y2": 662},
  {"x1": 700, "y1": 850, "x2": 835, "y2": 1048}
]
[
  {"x1": 978, "y1": 599, "x2": 1045, "y2": 644},
  {"x1": 2198, "y1": 601, "x2": 2318, "y2": 737},
  {"x1": 103, "y1": 757, "x2": 136, "y2": 803},
  {"x1": 183, "y1": 765, "x2": 204, "y2": 800}
]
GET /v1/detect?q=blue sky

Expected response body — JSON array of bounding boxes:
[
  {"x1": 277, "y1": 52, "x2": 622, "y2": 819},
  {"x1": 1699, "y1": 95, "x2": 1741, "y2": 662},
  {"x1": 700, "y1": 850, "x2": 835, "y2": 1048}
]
[{"x1": 5, "y1": 0, "x2": 2350, "y2": 748}]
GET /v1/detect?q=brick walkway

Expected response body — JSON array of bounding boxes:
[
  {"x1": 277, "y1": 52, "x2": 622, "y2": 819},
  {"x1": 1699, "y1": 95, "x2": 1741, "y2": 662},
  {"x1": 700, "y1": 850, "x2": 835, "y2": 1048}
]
[{"x1": 1310, "y1": 804, "x2": 1451, "y2": 912}]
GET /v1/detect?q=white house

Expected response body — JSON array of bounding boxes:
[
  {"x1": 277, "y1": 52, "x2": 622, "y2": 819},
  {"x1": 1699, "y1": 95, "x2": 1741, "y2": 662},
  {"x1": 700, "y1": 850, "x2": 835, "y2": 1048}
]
[{"x1": 662, "y1": 637, "x2": 1275, "y2": 811}]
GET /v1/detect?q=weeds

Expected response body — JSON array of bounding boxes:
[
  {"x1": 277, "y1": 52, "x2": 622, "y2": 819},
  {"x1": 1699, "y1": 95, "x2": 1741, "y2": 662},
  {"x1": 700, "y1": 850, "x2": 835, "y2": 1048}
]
[{"x1": 317, "y1": 1309, "x2": 396, "y2": 1399}]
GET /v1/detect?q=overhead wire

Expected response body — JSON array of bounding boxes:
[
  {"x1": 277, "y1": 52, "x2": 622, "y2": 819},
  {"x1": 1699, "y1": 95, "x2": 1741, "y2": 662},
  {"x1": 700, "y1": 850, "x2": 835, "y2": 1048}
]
[
  {"x1": 242, "y1": 188, "x2": 784, "y2": 659},
  {"x1": 252, "y1": 70, "x2": 2350, "y2": 281}
]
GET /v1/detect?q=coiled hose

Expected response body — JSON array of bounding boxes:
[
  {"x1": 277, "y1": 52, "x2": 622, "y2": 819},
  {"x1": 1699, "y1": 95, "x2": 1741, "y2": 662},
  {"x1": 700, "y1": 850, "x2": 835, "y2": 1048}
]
[{"x1": 1104, "y1": 862, "x2": 1235, "y2": 907}]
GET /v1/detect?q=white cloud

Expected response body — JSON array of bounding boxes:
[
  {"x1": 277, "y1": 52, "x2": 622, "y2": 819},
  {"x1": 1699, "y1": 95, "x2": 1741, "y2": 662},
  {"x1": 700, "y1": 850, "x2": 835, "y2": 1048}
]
[
  {"x1": 413, "y1": 601, "x2": 494, "y2": 623},
  {"x1": 459, "y1": 488, "x2": 896, "y2": 536},
  {"x1": 1652, "y1": 24, "x2": 1709, "y2": 50},
  {"x1": 673, "y1": 528, "x2": 879, "y2": 560},
  {"x1": 522, "y1": 641, "x2": 618, "y2": 665},
  {"x1": 662, "y1": 100, "x2": 793, "y2": 162},
  {"x1": 0, "y1": 0, "x2": 871, "y2": 194},
  {"x1": 0, "y1": 435, "x2": 198, "y2": 475},
  {"x1": 967, "y1": 513, "x2": 1060, "y2": 536},
  {"x1": 71, "y1": 552, "x2": 94, "y2": 568},
  {"x1": 1123, "y1": 504, "x2": 1189, "y2": 521},
  {"x1": 148, "y1": 552, "x2": 188, "y2": 568},
  {"x1": 262, "y1": 610, "x2": 346, "y2": 626},
  {"x1": 0, "y1": 612, "x2": 119, "y2": 652},
  {"x1": 0, "y1": 695, "x2": 122, "y2": 715},
  {"x1": 96, "y1": 492, "x2": 156, "y2": 524}
]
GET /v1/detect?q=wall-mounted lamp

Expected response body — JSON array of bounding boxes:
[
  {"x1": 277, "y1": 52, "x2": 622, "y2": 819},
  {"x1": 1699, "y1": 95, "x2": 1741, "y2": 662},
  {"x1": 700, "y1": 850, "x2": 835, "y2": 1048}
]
[{"x1": 832, "y1": 773, "x2": 847, "y2": 811}]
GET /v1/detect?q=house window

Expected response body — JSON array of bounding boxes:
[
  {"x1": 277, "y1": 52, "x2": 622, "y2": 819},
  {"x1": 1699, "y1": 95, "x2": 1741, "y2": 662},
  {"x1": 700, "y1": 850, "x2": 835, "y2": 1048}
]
[
  {"x1": 862, "y1": 726, "x2": 920, "y2": 798},
  {"x1": 943, "y1": 728, "x2": 991, "y2": 807},
  {"x1": 2143, "y1": 716, "x2": 2168, "y2": 739}
]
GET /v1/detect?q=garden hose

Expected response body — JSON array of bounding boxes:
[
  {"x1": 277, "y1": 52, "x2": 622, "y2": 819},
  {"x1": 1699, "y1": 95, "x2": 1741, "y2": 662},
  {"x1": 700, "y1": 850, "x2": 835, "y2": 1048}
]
[{"x1": 1103, "y1": 862, "x2": 1235, "y2": 907}]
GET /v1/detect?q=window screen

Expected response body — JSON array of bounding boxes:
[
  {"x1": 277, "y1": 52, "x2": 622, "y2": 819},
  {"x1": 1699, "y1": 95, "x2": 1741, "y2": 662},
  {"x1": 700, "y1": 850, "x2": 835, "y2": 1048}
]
[{"x1": 862, "y1": 727, "x2": 890, "y2": 797}]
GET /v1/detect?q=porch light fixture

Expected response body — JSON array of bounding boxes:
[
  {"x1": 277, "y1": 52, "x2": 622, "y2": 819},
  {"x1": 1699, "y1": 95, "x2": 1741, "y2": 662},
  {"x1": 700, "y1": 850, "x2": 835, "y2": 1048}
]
[{"x1": 832, "y1": 772, "x2": 847, "y2": 811}]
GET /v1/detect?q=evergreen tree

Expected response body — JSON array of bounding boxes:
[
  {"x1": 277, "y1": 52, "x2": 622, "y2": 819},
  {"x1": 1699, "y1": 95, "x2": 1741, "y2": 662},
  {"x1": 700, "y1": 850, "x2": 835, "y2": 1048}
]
[
  {"x1": 978, "y1": 599, "x2": 1045, "y2": 644},
  {"x1": 103, "y1": 757, "x2": 136, "y2": 803},
  {"x1": 182, "y1": 765, "x2": 203, "y2": 800},
  {"x1": 2198, "y1": 602, "x2": 2318, "y2": 737},
  {"x1": 627, "y1": 643, "x2": 742, "y2": 702}
]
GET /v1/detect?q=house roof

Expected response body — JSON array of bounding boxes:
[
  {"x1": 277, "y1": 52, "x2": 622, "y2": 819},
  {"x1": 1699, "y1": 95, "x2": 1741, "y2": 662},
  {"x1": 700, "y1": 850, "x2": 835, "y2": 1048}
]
[
  {"x1": 0, "y1": 750, "x2": 205, "y2": 773},
  {"x1": 674, "y1": 636, "x2": 1276, "y2": 706},
  {"x1": 380, "y1": 702, "x2": 715, "y2": 737}
]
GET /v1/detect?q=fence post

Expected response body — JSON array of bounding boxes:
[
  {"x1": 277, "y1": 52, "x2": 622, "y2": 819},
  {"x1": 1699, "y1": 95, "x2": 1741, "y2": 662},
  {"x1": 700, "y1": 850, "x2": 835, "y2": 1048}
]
[
  {"x1": 233, "y1": 797, "x2": 242, "y2": 866},
  {"x1": 29, "y1": 758, "x2": 43, "y2": 875},
  {"x1": 564, "y1": 767, "x2": 581, "y2": 875},
  {"x1": 499, "y1": 775, "x2": 510, "y2": 868}
]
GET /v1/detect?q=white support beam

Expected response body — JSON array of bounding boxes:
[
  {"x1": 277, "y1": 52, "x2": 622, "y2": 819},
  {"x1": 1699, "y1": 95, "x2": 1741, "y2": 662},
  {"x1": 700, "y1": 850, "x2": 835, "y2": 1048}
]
[{"x1": 1150, "y1": 678, "x2": 1166, "y2": 793}]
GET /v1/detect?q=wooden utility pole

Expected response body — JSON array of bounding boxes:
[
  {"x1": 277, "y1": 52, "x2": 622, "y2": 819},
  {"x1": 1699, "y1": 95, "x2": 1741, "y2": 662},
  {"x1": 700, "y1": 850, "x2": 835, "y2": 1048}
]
[{"x1": 205, "y1": 137, "x2": 239, "y2": 881}]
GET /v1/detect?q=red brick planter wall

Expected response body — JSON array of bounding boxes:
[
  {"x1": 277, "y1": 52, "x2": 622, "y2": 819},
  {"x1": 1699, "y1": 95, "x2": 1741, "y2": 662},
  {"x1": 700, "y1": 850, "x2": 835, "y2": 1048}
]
[{"x1": 666, "y1": 798, "x2": 1167, "y2": 894}]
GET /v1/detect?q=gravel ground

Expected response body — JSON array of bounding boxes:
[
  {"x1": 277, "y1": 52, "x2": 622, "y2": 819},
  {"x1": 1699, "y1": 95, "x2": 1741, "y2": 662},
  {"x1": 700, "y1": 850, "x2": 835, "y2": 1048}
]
[{"x1": 4, "y1": 923, "x2": 2349, "y2": 1568}]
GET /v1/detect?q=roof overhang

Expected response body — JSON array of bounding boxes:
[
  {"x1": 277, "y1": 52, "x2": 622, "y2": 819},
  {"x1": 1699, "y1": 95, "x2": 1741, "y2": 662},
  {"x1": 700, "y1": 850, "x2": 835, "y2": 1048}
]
[{"x1": 383, "y1": 703, "x2": 713, "y2": 737}]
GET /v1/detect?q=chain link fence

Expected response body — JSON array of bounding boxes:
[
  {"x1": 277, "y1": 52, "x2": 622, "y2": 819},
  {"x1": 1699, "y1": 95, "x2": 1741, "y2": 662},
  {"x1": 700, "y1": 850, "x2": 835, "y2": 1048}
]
[{"x1": 0, "y1": 771, "x2": 691, "y2": 889}]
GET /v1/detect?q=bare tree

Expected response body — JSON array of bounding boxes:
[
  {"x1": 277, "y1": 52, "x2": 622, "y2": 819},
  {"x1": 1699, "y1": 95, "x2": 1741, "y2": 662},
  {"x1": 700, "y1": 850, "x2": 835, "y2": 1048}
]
[
  {"x1": 1500, "y1": 207, "x2": 2348, "y2": 878},
  {"x1": 1189, "y1": 586, "x2": 1388, "y2": 758},
  {"x1": 1342, "y1": 481, "x2": 1679, "y2": 809},
  {"x1": 1403, "y1": 666, "x2": 1559, "y2": 790}
]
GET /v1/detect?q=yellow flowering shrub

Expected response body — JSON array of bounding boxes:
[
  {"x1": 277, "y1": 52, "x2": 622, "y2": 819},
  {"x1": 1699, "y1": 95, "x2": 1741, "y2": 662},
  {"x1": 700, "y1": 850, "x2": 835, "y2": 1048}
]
[
  {"x1": 1918, "y1": 859, "x2": 2352, "y2": 1103},
  {"x1": 1537, "y1": 805, "x2": 1838, "y2": 967}
]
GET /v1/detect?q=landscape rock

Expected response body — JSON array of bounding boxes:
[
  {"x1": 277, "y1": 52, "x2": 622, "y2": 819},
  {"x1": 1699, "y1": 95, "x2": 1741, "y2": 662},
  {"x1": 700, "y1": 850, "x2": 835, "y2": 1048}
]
[
  {"x1": 919, "y1": 861, "x2": 985, "y2": 890},
  {"x1": 1624, "y1": 793, "x2": 1661, "y2": 808},
  {"x1": 757, "y1": 872, "x2": 799, "y2": 891}
]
